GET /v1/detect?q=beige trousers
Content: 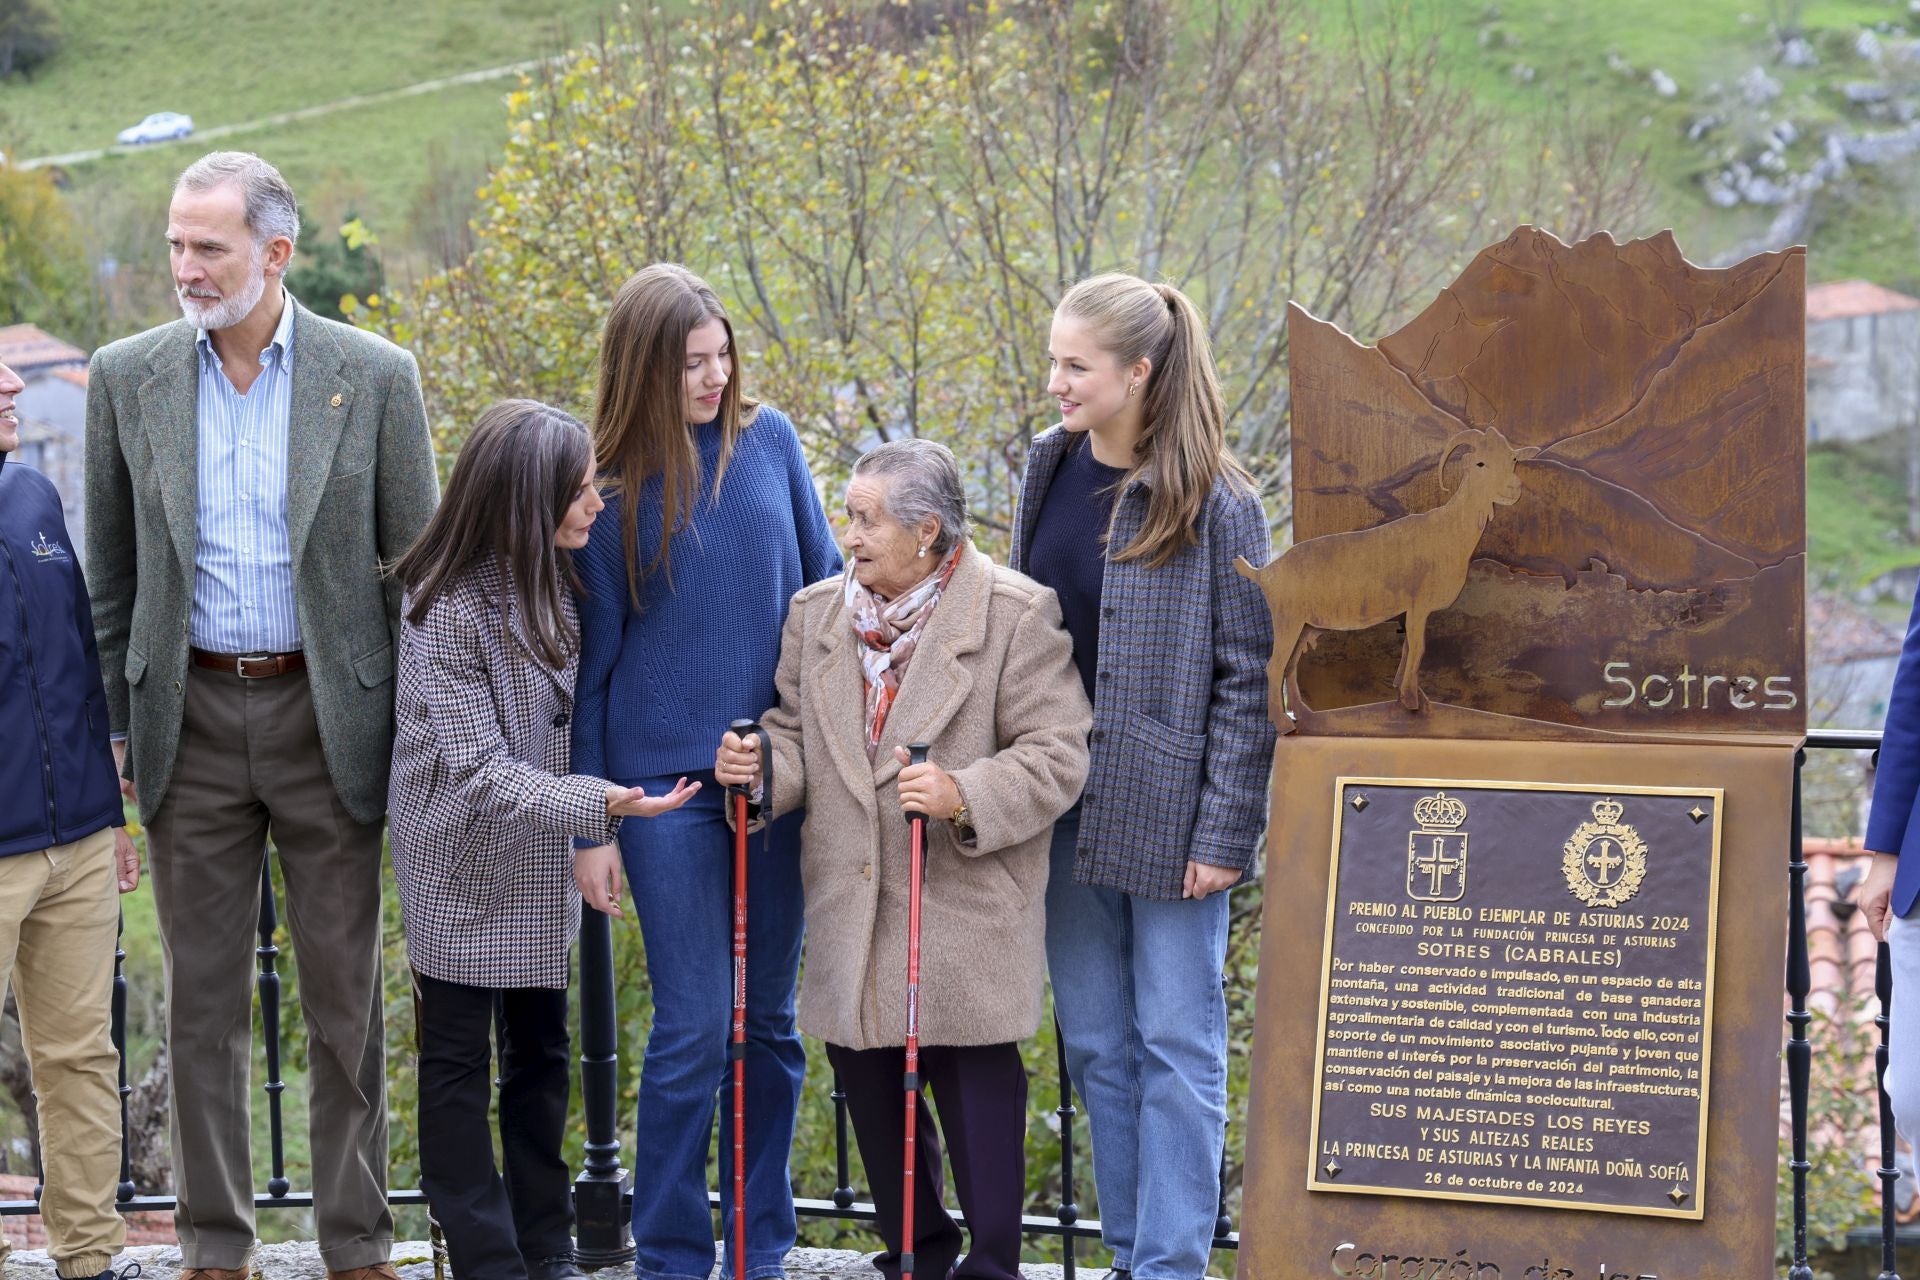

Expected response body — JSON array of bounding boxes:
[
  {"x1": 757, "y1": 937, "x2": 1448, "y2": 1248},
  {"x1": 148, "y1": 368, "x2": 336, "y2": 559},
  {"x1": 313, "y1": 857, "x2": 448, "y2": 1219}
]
[
  {"x1": 0, "y1": 825, "x2": 126, "y2": 1278},
  {"x1": 145, "y1": 667, "x2": 391, "y2": 1271}
]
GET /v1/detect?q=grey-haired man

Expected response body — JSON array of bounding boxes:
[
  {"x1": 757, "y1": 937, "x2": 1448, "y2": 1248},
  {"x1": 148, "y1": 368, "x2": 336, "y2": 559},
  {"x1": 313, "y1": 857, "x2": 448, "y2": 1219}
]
[{"x1": 84, "y1": 152, "x2": 438, "y2": 1280}]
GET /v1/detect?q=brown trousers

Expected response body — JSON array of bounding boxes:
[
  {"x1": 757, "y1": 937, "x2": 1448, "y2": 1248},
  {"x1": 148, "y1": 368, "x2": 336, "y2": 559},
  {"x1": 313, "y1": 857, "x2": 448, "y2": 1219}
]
[
  {"x1": 0, "y1": 827, "x2": 125, "y2": 1278},
  {"x1": 145, "y1": 667, "x2": 390, "y2": 1270}
]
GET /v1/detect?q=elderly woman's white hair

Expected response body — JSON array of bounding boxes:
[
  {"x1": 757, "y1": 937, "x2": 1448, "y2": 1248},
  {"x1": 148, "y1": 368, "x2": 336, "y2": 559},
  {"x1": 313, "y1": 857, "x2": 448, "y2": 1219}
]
[{"x1": 851, "y1": 437, "x2": 971, "y2": 556}]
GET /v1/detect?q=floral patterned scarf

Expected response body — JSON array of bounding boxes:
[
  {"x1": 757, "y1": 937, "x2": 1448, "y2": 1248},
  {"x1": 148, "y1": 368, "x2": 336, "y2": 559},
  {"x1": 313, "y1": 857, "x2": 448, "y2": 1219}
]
[{"x1": 844, "y1": 545, "x2": 962, "y2": 760}]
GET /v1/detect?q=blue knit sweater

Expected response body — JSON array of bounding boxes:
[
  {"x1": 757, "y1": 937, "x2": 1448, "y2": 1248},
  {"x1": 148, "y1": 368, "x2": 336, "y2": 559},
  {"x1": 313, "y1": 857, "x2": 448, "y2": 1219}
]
[{"x1": 571, "y1": 405, "x2": 841, "y2": 788}]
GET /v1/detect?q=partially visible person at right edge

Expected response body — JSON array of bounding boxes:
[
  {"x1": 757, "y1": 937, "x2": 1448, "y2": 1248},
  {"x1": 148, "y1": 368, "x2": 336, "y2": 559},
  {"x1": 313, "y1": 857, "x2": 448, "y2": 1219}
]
[
  {"x1": 0, "y1": 361, "x2": 143, "y2": 1280},
  {"x1": 1010, "y1": 273, "x2": 1275, "y2": 1280},
  {"x1": 1860, "y1": 588, "x2": 1920, "y2": 1141},
  {"x1": 571, "y1": 263, "x2": 841, "y2": 1280}
]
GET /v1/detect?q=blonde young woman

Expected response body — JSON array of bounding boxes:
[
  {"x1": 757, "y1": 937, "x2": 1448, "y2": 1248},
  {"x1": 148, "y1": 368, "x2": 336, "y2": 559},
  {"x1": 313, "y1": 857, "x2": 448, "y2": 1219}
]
[
  {"x1": 569, "y1": 265, "x2": 841, "y2": 1280},
  {"x1": 1010, "y1": 273, "x2": 1275, "y2": 1280}
]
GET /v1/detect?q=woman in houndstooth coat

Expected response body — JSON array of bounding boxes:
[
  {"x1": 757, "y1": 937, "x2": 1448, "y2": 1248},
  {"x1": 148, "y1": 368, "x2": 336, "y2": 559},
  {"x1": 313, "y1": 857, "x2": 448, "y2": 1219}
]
[{"x1": 386, "y1": 400, "x2": 696, "y2": 1280}]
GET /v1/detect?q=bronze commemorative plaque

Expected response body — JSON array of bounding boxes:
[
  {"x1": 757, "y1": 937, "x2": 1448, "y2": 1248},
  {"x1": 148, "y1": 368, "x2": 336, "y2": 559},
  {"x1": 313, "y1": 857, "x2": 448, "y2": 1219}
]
[{"x1": 1308, "y1": 778, "x2": 1723, "y2": 1219}]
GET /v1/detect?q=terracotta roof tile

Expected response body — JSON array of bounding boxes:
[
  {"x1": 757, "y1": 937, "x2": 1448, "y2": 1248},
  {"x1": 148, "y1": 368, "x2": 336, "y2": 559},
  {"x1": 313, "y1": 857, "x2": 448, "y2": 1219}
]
[
  {"x1": 0, "y1": 324, "x2": 85, "y2": 374},
  {"x1": 1807, "y1": 280, "x2": 1920, "y2": 323},
  {"x1": 1790, "y1": 839, "x2": 1917, "y2": 1223},
  {"x1": 1809, "y1": 591, "x2": 1905, "y2": 661},
  {"x1": 0, "y1": 1172, "x2": 175, "y2": 1245}
]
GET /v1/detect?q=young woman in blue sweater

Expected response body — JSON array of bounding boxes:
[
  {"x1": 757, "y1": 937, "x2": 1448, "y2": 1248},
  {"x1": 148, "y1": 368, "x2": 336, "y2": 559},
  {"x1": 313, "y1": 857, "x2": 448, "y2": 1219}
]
[
  {"x1": 1011, "y1": 274, "x2": 1274, "y2": 1280},
  {"x1": 571, "y1": 264, "x2": 841, "y2": 1280}
]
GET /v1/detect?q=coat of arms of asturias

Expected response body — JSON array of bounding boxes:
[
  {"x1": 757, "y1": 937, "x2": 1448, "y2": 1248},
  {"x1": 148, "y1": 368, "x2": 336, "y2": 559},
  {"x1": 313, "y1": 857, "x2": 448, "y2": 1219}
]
[
  {"x1": 1562, "y1": 796, "x2": 1648, "y2": 908},
  {"x1": 1406, "y1": 790, "x2": 1469, "y2": 902}
]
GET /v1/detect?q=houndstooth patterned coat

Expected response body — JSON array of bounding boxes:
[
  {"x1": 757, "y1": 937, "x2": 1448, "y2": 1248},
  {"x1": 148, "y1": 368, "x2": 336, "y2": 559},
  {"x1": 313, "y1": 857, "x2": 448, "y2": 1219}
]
[
  {"x1": 387, "y1": 557, "x2": 619, "y2": 988},
  {"x1": 1011, "y1": 426, "x2": 1276, "y2": 899}
]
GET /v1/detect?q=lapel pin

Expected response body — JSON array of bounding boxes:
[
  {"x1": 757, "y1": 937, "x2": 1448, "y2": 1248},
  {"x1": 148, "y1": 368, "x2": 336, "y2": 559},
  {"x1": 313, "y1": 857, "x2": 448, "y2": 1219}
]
[{"x1": 330, "y1": 393, "x2": 343, "y2": 408}]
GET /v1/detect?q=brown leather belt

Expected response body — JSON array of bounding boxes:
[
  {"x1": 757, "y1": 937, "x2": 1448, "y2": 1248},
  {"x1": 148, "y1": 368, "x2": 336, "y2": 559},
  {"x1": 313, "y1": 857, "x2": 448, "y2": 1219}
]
[{"x1": 190, "y1": 648, "x2": 307, "y2": 679}]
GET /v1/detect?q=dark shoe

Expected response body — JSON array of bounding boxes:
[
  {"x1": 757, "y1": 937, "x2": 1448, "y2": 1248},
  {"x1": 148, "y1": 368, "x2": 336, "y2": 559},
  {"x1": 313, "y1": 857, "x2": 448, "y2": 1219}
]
[
  {"x1": 528, "y1": 1255, "x2": 590, "y2": 1280},
  {"x1": 81, "y1": 1266, "x2": 144, "y2": 1280}
]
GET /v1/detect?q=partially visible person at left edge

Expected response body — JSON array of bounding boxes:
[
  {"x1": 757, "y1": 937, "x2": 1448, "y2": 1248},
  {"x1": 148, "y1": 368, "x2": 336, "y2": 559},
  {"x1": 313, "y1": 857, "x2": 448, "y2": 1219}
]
[
  {"x1": 84, "y1": 151, "x2": 439, "y2": 1280},
  {"x1": 0, "y1": 358, "x2": 144, "y2": 1280}
]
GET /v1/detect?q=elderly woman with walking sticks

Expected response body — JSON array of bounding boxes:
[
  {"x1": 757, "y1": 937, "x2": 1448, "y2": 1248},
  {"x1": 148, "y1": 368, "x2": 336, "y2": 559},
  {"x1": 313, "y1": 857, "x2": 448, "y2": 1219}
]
[{"x1": 716, "y1": 438, "x2": 1091, "y2": 1280}]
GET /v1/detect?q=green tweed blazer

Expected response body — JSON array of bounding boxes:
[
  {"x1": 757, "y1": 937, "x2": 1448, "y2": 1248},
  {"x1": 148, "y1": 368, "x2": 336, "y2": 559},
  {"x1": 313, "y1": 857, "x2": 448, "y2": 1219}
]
[{"x1": 84, "y1": 297, "x2": 439, "y2": 825}]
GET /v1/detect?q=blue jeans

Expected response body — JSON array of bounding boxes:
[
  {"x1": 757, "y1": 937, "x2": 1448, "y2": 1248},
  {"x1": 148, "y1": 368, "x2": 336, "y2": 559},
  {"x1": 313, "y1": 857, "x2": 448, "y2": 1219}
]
[
  {"x1": 1045, "y1": 806, "x2": 1229, "y2": 1280},
  {"x1": 619, "y1": 771, "x2": 807, "y2": 1280}
]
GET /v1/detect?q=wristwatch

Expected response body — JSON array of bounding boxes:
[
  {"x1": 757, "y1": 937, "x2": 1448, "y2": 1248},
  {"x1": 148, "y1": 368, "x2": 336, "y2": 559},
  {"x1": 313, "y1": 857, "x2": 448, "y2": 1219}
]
[{"x1": 949, "y1": 801, "x2": 974, "y2": 839}]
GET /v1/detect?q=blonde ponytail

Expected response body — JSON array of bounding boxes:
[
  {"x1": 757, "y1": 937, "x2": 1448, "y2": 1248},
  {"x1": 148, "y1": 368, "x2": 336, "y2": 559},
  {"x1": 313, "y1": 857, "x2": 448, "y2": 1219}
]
[{"x1": 1056, "y1": 273, "x2": 1252, "y2": 569}]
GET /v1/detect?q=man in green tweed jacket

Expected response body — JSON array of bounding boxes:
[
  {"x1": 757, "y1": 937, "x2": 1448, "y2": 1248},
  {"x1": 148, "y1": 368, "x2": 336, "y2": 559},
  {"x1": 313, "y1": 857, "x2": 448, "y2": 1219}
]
[{"x1": 84, "y1": 152, "x2": 437, "y2": 1280}]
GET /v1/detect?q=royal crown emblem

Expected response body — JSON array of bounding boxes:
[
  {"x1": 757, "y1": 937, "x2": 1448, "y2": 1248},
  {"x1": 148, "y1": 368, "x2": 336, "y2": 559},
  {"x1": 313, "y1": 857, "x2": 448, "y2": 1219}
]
[
  {"x1": 1411, "y1": 791, "x2": 1468, "y2": 830},
  {"x1": 1562, "y1": 796, "x2": 1648, "y2": 909},
  {"x1": 1406, "y1": 791, "x2": 1469, "y2": 902}
]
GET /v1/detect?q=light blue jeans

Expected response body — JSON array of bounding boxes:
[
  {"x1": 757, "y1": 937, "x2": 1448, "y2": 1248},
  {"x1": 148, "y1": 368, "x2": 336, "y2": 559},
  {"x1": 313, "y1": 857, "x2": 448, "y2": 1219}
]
[{"x1": 1044, "y1": 806, "x2": 1230, "y2": 1280}]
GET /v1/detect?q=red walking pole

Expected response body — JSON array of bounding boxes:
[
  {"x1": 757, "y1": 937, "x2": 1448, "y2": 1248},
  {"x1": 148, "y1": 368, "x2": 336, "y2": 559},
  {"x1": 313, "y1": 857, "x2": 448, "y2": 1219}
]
[
  {"x1": 900, "y1": 742, "x2": 932, "y2": 1280},
  {"x1": 728, "y1": 717, "x2": 766, "y2": 1280}
]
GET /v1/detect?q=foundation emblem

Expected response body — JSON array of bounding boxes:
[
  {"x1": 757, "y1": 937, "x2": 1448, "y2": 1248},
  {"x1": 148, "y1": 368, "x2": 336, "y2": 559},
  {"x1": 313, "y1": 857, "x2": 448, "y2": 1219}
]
[{"x1": 1562, "y1": 796, "x2": 1648, "y2": 908}]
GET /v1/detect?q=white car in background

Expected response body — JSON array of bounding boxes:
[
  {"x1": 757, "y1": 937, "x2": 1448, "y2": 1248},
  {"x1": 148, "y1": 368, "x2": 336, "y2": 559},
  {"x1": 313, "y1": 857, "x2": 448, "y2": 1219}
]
[{"x1": 116, "y1": 112, "x2": 194, "y2": 146}]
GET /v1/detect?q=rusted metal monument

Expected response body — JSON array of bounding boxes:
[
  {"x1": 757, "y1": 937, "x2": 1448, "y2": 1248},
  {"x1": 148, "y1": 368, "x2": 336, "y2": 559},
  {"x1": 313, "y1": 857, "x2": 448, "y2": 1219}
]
[{"x1": 1237, "y1": 227, "x2": 1805, "y2": 1279}]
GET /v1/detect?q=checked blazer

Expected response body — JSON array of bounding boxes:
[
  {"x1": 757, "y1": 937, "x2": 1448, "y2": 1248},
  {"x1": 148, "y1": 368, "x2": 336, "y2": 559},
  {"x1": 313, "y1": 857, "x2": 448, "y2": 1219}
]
[
  {"x1": 1011, "y1": 426, "x2": 1276, "y2": 899},
  {"x1": 387, "y1": 557, "x2": 619, "y2": 988}
]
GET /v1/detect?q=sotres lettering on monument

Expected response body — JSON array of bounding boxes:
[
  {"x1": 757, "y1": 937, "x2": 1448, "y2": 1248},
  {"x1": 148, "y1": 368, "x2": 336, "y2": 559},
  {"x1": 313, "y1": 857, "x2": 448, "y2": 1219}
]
[{"x1": 1598, "y1": 662, "x2": 1798, "y2": 714}]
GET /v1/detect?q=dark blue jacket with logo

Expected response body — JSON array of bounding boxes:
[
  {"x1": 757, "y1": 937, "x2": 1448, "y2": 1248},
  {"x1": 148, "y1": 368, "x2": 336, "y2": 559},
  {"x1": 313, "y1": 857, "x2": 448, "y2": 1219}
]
[{"x1": 0, "y1": 453, "x2": 123, "y2": 857}]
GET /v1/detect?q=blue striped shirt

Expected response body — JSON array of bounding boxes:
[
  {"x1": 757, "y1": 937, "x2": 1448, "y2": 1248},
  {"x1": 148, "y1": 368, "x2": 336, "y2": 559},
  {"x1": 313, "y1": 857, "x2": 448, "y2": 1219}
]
[{"x1": 191, "y1": 297, "x2": 301, "y2": 653}]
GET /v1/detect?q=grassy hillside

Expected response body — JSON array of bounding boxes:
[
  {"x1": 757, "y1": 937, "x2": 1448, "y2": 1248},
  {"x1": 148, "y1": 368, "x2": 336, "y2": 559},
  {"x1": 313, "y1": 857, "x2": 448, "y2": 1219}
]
[
  {"x1": 6, "y1": 1, "x2": 1916, "y2": 284},
  {"x1": 1810, "y1": 439, "x2": 1920, "y2": 591},
  {"x1": 0, "y1": 0, "x2": 629, "y2": 286},
  {"x1": 0, "y1": 0, "x2": 617, "y2": 158},
  {"x1": 1297, "y1": 0, "x2": 1920, "y2": 286}
]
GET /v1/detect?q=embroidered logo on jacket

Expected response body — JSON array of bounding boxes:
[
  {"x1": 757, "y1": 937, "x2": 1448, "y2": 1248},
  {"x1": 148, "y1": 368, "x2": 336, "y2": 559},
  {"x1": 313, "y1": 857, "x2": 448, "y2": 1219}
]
[{"x1": 28, "y1": 531, "x2": 70, "y2": 563}]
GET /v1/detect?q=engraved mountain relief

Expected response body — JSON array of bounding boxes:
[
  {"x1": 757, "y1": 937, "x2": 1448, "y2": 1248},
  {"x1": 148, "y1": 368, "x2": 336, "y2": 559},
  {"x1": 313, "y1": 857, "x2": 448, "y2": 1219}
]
[{"x1": 1276, "y1": 226, "x2": 1806, "y2": 737}]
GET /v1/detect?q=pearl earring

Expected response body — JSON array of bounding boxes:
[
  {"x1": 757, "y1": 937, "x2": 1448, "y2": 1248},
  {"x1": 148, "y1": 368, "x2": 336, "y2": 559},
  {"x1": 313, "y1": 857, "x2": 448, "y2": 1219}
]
[{"x1": 917, "y1": 546, "x2": 927, "y2": 557}]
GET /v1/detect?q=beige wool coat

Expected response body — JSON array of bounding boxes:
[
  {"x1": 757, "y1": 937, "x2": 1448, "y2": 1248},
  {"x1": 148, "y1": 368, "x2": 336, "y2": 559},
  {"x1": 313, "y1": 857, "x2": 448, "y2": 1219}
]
[{"x1": 755, "y1": 543, "x2": 1092, "y2": 1050}]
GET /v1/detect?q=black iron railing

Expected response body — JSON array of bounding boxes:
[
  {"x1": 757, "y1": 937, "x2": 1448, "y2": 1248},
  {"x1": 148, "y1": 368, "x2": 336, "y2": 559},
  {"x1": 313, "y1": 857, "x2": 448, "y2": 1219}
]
[
  {"x1": 1787, "y1": 729, "x2": 1897, "y2": 1280},
  {"x1": 0, "y1": 733, "x2": 1894, "y2": 1280}
]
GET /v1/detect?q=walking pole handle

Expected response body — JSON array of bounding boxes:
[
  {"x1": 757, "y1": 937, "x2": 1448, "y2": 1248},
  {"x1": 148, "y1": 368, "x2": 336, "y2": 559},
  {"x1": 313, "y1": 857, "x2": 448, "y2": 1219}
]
[
  {"x1": 729, "y1": 717, "x2": 768, "y2": 805},
  {"x1": 904, "y1": 742, "x2": 931, "y2": 820},
  {"x1": 729, "y1": 718, "x2": 763, "y2": 798}
]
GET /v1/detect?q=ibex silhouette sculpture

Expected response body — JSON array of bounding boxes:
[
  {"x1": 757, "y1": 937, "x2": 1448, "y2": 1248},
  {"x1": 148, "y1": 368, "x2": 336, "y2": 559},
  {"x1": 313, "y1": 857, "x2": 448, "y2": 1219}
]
[{"x1": 1234, "y1": 427, "x2": 1539, "y2": 732}]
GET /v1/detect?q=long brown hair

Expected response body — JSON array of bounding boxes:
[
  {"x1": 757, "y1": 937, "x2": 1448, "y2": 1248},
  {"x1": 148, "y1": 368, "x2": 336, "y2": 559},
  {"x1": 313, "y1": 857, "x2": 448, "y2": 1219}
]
[
  {"x1": 392, "y1": 399, "x2": 593, "y2": 668},
  {"x1": 592, "y1": 262, "x2": 758, "y2": 605},
  {"x1": 1056, "y1": 272, "x2": 1253, "y2": 569}
]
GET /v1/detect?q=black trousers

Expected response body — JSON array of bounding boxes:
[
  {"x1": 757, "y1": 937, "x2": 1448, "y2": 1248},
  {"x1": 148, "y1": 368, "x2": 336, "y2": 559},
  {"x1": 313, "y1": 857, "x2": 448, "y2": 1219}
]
[
  {"x1": 825, "y1": 1040, "x2": 1028, "y2": 1280},
  {"x1": 415, "y1": 971, "x2": 574, "y2": 1280}
]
